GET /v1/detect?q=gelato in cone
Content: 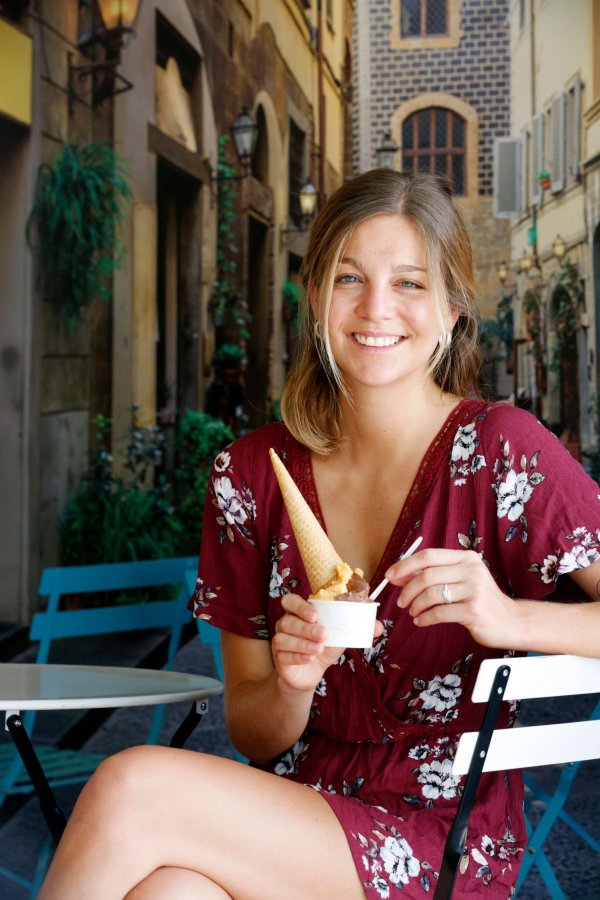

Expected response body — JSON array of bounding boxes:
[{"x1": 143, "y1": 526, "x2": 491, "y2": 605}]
[{"x1": 269, "y1": 448, "x2": 343, "y2": 593}]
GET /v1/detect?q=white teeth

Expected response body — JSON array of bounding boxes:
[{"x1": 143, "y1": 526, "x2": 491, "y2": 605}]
[{"x1": 354, "y1": 334, "x2": 401, "y2": 347}]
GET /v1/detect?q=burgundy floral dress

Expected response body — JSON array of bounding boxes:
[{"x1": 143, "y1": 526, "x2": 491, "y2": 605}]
[{"x1": 190, "y1": 399, "x2": 600, "y2": 898}]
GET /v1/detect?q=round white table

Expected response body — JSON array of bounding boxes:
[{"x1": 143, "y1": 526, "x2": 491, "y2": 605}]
[
  {"x1": 0, "y1": 663, "x2": 222, "y2": 711},
  {"x1": 1, "y1": 663, "x2": 223, "y2": 842}
]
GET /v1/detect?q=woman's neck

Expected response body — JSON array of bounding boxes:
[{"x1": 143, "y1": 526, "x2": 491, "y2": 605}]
[{"x1": 336, "y1": 380, "x2": 461, "y2": 461}]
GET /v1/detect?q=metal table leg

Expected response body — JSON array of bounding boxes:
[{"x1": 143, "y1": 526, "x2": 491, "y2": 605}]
[
  {"x1": 169, "y1": 699, "x2": 209, "y2": 749},
  {"x1": 5, "y1": 712, "x2": 67, "y2": 844}
]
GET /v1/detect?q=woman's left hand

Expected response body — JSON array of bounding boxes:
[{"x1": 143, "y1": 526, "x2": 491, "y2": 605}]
[{"x1": 385, "y1": 548, "x2": 519, "y2": 649}]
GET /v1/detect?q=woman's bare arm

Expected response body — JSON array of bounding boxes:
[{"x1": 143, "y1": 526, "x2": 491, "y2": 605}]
[{"x1": 220, "y1": 592, "x2": 346, "y2": 764}]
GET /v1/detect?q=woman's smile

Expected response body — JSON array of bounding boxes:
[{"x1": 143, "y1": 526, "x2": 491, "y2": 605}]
[{"x1": 351, "y1": 332, "x2": 406, "y2": 348}]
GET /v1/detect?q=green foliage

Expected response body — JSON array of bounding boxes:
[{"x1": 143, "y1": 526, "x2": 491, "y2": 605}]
[
  {"x1": 60, "y1": 410, "x2": 234, "y2": 565},
  {"x1": 550, "y1": 258, "x2": 584, "y2": 378},
  {"x1": 213, "y1": 343, "x2": 245, "y2": 369},
  {"x1": 208, "y1": 136, "x2": 239, "y2": 326},
  {"x1": 282, "y1": 279, "x2": 303, "y2": 333},
  {"x1": 174, "y1": 410, "x2": 234, "y2": 551},
  {"x1": 59, "y1": 415, "x2": 182, "y2": 566},
  {"x1": 27, "y1": 141, "x2": 131, "y2": 325},
  {"x1": 479, "y1": 294, "x2": 513, "y2": 343}
]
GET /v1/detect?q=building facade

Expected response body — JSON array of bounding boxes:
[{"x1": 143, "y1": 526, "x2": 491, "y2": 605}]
[
  {"x1": 494, "y1": 0, "x2": 600, "y2": 456},
  {"x1": 352, "y1": 0, "x2": 512, "y2": 338},
  {"x1": 0, "y1": 0, "x2": 352, "y2": 623}
]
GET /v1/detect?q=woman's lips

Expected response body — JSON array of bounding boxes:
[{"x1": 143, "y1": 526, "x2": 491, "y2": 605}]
[{"x1": 351, "y1": 332, "x2": 405, "y2": 348}]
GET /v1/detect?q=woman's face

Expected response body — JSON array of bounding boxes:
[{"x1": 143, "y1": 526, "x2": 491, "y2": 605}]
[{"x1": 324, "y1": 213, "x2": 449, "y2": 394}]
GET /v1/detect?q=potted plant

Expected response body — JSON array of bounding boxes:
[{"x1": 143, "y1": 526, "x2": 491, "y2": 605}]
[{"x1": 538, "y1": 169, "x2": 551, "y2": 191}]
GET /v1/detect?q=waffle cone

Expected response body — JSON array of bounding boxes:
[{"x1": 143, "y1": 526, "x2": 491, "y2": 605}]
[{"x1": 269, "y1": 448, "x2": 343, "y2": 593}]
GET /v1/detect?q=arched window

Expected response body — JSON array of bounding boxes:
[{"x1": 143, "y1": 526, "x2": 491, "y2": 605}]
[{"x1": 402, "y1": 107, "x2": 466, "y2": 194}]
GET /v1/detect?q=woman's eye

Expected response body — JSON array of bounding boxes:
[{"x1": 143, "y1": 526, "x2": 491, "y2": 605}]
[
  {"x1": 397, "y1": 279, "x2": 421, "y2": 290},
  {"x1": 335, "y1": 273, "x2": 359, "y2": 284}
]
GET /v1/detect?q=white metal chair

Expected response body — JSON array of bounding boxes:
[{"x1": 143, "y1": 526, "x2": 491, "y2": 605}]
[{"x1": 434, "y1": 654, "x2": 600, "y2": 899}]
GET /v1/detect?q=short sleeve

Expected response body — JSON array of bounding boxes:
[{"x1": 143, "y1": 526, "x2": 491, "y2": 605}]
[
  {"x1": 188, "y1": 440, "x2": 271, "y2": 640},
  {"x1": 478, "y1": 405, "x2": 600, "y2": 600}
]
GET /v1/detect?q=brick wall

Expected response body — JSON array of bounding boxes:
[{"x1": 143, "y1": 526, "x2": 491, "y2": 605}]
[{"x1": 354, "y1": 0, "x2": 510, "y2": 195}]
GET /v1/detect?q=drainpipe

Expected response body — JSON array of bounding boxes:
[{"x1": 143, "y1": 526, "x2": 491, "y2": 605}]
[{"x1": 317, "y1": 0, "x2": 325, "y2": 209}]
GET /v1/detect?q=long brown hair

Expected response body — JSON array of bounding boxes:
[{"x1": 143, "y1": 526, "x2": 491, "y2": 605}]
[{"x1": 281, "y1": 169, "x2": 481, "y2": 454}]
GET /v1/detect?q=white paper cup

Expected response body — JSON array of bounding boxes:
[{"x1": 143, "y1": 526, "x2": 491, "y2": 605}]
[{"x1": 308, "y1": 599, "x2": 379, "y2": 649}]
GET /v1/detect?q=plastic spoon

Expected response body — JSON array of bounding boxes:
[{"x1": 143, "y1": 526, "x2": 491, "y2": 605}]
[{"x1": 368, "y1": 535, "x2": 423, "y2": 601}]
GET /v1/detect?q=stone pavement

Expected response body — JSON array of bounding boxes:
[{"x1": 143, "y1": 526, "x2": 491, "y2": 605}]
[{"x1": 0, "y1": 634, "x2": 598, "y2": 899}]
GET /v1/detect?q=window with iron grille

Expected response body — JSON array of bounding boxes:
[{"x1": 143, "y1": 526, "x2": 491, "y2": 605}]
[
  {"x1": 288, "y1": 119, "x2": 306, "y2": 225},
  {"x1": 401, "y1": 0, "x2": 447, "y2": 37},
  {"x1": 402, "y1": 107, "x2": 465, "y2": 193}
]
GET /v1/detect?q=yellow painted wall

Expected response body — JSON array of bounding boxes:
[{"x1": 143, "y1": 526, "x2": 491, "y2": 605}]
[
  {"x1": 257, "y1": 0, "x2": 346, "y2": 177},
  {"x1": 0, "y1": 19, "x2": 32, "y2": 126}
]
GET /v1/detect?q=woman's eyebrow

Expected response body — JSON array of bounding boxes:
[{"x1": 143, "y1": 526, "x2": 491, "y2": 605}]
[
  {"x1": 338, "y1": 257, "x2": 427, "y2": 273},
  {"x1": 391, "y1": 263, "x2": 427, "y2": 273}
]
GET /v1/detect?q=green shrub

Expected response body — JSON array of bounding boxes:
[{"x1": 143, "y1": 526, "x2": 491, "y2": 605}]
[
  {"x1": 59, "y1": 415, "x2": 182, "y2": 565},
  {"x1": 174, "y1": 410, "x2": 234, "y2": 552}
]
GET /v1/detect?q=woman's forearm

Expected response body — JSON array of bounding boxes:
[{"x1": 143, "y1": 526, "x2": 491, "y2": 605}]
[
  {"x1": 513, "y1": 597, "x2": 600, "y2": 658},
  {"x1": 225, "y1": 670, "x2": 315, "y2": 764}
]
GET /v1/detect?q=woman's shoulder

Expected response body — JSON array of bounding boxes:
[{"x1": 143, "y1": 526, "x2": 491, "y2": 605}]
[
  {"x1": 218, "y1": 422, "x2": 305, "y2": 477},
  {"x1": 460, "y1": 400, "x2": 551, "y2": 443}
]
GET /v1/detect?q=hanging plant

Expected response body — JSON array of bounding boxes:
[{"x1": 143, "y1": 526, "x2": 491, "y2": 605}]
[
  {"x1": 521, "y1": 284, "x2": 545, "y2": 364},
  {"x1": 27, "y1": 141, "x2": 131, "y2": 325},
  {"x1": 550, "y1": 258, "x2": 583, "y2": 376}
]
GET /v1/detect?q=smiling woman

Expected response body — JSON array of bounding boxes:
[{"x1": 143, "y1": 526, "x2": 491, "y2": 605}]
[
  {"x1": 40, "y1": 171, "x2": 600, "y2": 900},
  {"x1": 281, "y1": 170, "x2": 480, "y2": 454}
]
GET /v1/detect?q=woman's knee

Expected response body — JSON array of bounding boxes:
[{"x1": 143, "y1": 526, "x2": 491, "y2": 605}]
[{"x1": 75, "y1": 745, "x2": 161, "y2": 818}]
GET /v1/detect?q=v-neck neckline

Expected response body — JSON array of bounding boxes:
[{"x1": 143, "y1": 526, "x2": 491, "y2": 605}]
[{"x1": 293, "y1": 397, "x2": 482, "y2": 589}]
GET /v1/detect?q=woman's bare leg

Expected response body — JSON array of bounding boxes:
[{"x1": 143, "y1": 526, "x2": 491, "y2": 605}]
[
  {"x1": 126, "y1": 867, "x2": 231, "y2": 899},
  {"x1": 39, "y1": 746, "x2": 365, "y2": 900}
]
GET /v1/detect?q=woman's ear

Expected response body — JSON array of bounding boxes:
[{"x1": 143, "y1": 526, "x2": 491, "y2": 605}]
[{"x1": 449, "y1": 305, "x2": 460, "y2": 330}]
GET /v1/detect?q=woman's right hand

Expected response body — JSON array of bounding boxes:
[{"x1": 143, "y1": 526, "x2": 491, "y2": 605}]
[{"x1": 271, "y1": 593, "x2": 344, "y2": 693}]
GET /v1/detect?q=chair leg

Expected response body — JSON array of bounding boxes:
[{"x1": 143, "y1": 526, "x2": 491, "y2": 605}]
[{"x1": 515, "y1": 813, "x2": 566, "y2": 899}]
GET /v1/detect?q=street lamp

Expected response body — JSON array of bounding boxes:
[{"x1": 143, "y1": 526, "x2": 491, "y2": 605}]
[
  {"x1": 497, "y1": 261, "x2": 509, "y2": 285},
  {"x1": 281, "y1": 178, "x2": 318, "y2": 244},
  {"x1": 551, "y1": 234, "x2": 567, "y2": 260},
  {"x1": 518, "y1": 249, "x2": 534, "y2": 273},
  {"x1": 376, "y1": 132, "x2": 399, "y2": 170},
  {"x1": 231, "y1": 106, "x2": 259, "y2": 166},
  {"x1": 69, "y1": 0, "x2": 143, "y2": 108}
]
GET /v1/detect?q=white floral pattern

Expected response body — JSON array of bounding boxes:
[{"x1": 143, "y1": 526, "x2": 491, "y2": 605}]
[
  {"x1": 419, "y1": 673, "x2": 462, "y2": 712},
  {"x1": 416, "y1": 758, "x2": 460, "y2": 800},
  {"x1": 450, "y1": 422, "x2": 487, "y2": 486},
  {"x1": 529, "y1": 526, "x2": 600, "y2": 585}
]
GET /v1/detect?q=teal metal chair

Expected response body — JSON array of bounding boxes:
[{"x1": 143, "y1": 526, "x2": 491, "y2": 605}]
[
  {"x1": 515, "y1": 697, "x2": 600, "y2": 896},
  {"x1": 0, "y1": 555, "x2": 199, "y2": 896}
]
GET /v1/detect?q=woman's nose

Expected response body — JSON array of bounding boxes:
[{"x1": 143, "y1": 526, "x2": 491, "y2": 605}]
[{"x1": 356, "y1": 282, "x2": 395, "y2": 320}]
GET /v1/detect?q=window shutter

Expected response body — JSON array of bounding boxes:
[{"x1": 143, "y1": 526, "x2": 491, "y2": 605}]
[
  {"x1": 551, "y1": 93, "x2": 566, "y2": 193},
  {"x1": 571, "y1": 76, "x2": 582, "y2": 181},
  {"x1": 494, "y1": 137, "x2": 523, "y2": 218},
  {"x1": 531, "y1": 114, "x2": 544, "y2": 206}
]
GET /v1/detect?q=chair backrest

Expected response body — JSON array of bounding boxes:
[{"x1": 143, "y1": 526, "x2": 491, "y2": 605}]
[
  {"x1": 434, "y1": 654, "x2": 600, "y2": 899},
  {"x1": 33, "y1": 557, "x2": 199, "y2": 665},
  {"x1": 454, "y1": 654, "x2": 600, "y2": 774},
  {"x1": 22, "y1": 557, "x2": 199, "y2": 742}
]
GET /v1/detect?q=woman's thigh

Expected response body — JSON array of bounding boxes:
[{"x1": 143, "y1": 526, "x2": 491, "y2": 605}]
[{"x1": 61, "y1": 746, "x2": 366, "y2": 900}]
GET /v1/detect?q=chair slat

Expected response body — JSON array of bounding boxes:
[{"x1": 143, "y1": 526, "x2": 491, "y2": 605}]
[
  {"x1": 471, "y1": 654, "x2": 600, "y2": 702},
  {"x1": 454, "y1": 717, "x2": 600, "y2": 774}
]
